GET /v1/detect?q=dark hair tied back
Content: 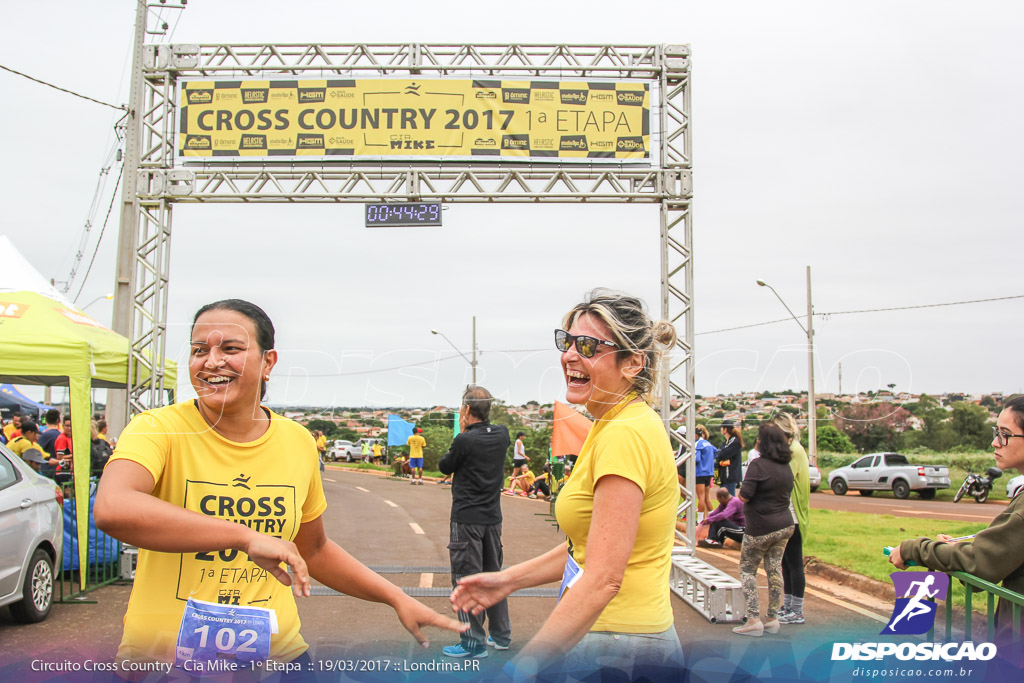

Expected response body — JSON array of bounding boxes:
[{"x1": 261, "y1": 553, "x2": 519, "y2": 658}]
[{"x1": 192, "y1": 299, "x2": 276, "y2": 400}]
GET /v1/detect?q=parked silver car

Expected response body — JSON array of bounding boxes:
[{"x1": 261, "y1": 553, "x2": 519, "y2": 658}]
[
  {"x1": 808, "y1": 465, "x2": 821, "y2": 493},
  {"x1": 329, "y1": 439, "x2": 358, "y2": 462},
  {"x1": 0, "y1": 443, "x2": 63, "y2": 622}
]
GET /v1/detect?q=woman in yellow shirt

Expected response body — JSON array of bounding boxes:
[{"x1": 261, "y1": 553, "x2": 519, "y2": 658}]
[
  {"x1": 95, "y1": 299, "x2": 463, "y2": 670},
  {"x1": 451, "y1": 289, "x2": 682, "y2": 679}
]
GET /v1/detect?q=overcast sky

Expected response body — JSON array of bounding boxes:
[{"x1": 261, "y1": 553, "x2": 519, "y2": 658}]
[{"x1": 2, "y1": 1, "x2": 1021, "y2": 409}]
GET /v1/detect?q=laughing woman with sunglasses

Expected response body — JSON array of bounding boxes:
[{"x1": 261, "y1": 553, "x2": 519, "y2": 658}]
[
  {"x1": 889, "y1": 395, "x2": 1024, "y2": 640},
  {"x1": 451, "y1": 289, "x2": 683, "y2": 679}
]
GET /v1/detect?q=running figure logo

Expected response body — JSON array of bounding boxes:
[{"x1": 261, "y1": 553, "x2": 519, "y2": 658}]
[{"x1": 883, "y1": 572, "x2": 950, "y2": 635}]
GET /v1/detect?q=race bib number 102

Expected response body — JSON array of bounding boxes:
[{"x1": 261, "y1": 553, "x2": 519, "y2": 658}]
[{"x1": 175, "y1": 597, "x2": 278, "y2": 668}]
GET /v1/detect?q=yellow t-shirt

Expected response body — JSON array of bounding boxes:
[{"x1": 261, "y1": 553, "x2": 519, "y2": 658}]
[
  {"x1": 406, "y1": 434, "x2": 426, "y2": 458},
  {"x1": 8, "y1": 435, "x2": 36, "y2": 459},
  {"x1": 109, "y1": 401, "x2": 327, "y2": 664},
  {"x1": 555, "y1": 397, "x2": 677, "y2": 633},
  {"x1": 315, "y1": 434, "x2": 327, "y2": 453},
  {"x1": 3, "y1": 423, "x2": 18, "y2": 441},
  {"x1": 372, "y1": 443, "x2": 382, "y2": 457},
  {"x1": 521, "y1": 470, "x2": 536, "y2": 487}
]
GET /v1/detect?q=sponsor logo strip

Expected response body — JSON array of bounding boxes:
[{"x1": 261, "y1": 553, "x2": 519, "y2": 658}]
[{"x1": 178, "y1": 78, "x2": 650, "y2": 162}]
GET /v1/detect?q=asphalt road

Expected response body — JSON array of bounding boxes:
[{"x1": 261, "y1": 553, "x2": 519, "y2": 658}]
[
  {"x1": 0, "y1": 467, "x2": 901, "y2": 681},
  {"x1": 809, "y1": 488, "x2": 1006, "y2": 523}
]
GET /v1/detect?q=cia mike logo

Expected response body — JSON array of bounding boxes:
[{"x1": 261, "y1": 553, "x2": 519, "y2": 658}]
[{"x1": 883, "y1": 571, "x2": 949, "y2": 635}]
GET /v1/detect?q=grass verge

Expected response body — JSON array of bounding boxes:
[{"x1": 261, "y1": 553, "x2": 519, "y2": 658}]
[{"x1": 806, "y1": 508, "x2": 992, "y2": 613}]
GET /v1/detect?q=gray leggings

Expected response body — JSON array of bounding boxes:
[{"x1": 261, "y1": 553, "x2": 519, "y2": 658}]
[{"x1": 739, "y1": 525, "x2": 794, "y2": 620}]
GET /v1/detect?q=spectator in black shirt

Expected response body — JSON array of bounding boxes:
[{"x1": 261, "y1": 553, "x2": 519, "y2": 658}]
[
  {"x1": 35, "y1": 409, "x2": 62, "y2": 480},
  {"x1": 438, "y1": 385, "x2": 511, "y2": 659},
  {"x1": 733, "y1": 423, "x2": 795, "y2": 637},
  {"x1": 716, "y1": 421, "x2": 744, "y2": 495}
]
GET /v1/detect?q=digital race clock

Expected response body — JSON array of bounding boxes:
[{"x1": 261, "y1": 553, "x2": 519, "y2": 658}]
[{"x1": 364, "y1": 202, "x2": 442, "y2": 227}]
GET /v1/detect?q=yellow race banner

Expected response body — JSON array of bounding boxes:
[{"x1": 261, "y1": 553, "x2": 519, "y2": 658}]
[{"x1": 178, "y1": 78, "x2": 650, "y2": 161}]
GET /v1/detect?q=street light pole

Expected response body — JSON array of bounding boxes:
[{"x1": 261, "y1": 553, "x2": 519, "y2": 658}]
[
  {"x1": 431, "y1": 316, "x2": 478, "y2": 384},
  {"x1": 82, "y1": 293, "x2": 114, "y2": 311},
  {"x1": 757, "y1": 267, "x2": 817, "y2": 465},
  {"x1": 805, "y1": 266, "x2": 816, "y2": 465}
]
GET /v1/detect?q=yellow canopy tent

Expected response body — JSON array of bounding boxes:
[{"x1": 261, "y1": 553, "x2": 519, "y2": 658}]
[{"x1": 0, "y1": 237, "x2": 176, "y2": 588}]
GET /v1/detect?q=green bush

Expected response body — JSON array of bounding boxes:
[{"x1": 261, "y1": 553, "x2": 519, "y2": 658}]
[
  {"x1": 814, "y1": 425, "x2": 856, "y2": 453},
  {"x1": 816, "y1": 452, "x2": 859, "y2": 470},
  {"x1": 420, "y1": 422, "x2": 456, "y2": 472}
]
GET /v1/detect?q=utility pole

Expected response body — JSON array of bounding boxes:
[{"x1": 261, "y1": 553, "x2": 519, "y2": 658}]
[
  {"x1": 756, "y1": 267, "x2": 817, "y2": 465},
  {"x1": 806, "y1": 266, "x2": 817, "y2": 466},
  {"x1": 106, "y1": 1, "x2": 147, "y2": 437},
  {"x1": 471, "y1": 315, "x2": 478, "y2": 385}
]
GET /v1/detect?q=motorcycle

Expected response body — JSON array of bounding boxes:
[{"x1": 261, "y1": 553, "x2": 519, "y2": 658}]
[{"x1": 953, "y1": 466, "x2": 1002, "y2": 504}]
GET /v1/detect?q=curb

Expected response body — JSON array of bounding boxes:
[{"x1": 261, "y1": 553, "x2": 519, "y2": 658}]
[{"x1": 815, "y1": 487, "x2": 1010, "y2": 506}]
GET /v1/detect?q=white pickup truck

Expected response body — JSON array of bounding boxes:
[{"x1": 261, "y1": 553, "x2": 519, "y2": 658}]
[{"x1": 828, "y1": 452, "x2": 950, "y2": 500}]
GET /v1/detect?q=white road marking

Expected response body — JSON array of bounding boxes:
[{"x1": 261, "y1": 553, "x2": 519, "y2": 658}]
[
  {"x1": 323, "y1": 478, "x2": 336, "y2": 483},
  {"x1": 409, "y1": 523, "x2": 425, "y2": 535},
  {"x1": 419, "y1": 573, "x2": 434, "y2": 588},
  {"x1": 384, "y1": 500, "x2": 399, "y2": 508},
  {"x1": 356, "y1": 486, "x2": 370, "y2": 493}
]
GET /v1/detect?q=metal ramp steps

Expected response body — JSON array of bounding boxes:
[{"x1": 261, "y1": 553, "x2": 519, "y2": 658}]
[{"x1": 669, "y1": 551, "x2": 744, "y2": 623}]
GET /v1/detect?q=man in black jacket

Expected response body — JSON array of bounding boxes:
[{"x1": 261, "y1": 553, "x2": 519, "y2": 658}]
[{"x1": 438, "y1": 385, "x2": 511, "y2": 659}]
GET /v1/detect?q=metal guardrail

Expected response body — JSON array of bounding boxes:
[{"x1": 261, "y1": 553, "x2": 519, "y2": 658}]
[
  {"x1": 57, "y1": 475, "x2": 121, "y2": 605},
  {"x1": 932, "y1": 571, "x2": 1024, "y2": 644}
]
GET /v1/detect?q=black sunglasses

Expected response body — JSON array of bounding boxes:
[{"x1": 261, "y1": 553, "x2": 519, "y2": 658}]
[{"x1": 554, "y1": 329, "x2": 620, "y2": 358}]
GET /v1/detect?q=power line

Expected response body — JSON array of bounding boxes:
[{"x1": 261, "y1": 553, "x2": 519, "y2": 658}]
[
  {"x1": 0, "y1": 63, "x2": 125, "y2": 111},
  {"x1": 823, "y1": 294, "x2": 1024, "y2": 316},
  {"x1": 695, "y1": 317, "x2": 795, "y2": 337},
  {"x1": 279, "y1": 353, "x2": 465, "y2": 378},
  {"x1": 239, "y1": 293, "x2": 1024, "y2": 377},
  {"x1": 696, "y1": 294, "x2": 1024, "y2": 337},
  {"x1": 73, "y1": 164, "x2": 125, "y2": 303},
  {"x1": 165, "y1": 3, "x2": 186, "y2": 42},
  {"x1": 60, "y1": 116, "x2": 128, "y2": 294}
]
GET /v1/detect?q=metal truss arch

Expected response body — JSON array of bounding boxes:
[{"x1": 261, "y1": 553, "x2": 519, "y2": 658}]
[{"x1": 116, "y1": 43, "x2": 699, "y2": 588}]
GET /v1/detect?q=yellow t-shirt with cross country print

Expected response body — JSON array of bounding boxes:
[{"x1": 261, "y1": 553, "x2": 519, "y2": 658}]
[
  {"x1": 109, "y1": 401, "x2": 327, "y2": 664},
  {"x1": 554, "y1": 396, "x2": 677, "y2": 633}
]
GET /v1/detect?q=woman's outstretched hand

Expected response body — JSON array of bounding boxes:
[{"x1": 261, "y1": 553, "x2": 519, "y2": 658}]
[
  {"x1": 395, "y1": 597, "x2": 470, "y2": 649},
  {"x1": 450, "y1": 572, "x2": 515, "y2": 616},
  {"x1": 244, "y1": 534, "x2": 311, "y2": 597}
]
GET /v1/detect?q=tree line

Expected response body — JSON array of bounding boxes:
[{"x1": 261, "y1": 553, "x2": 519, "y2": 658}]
[{"x1": 305, "y1": 402, "x2": 553, "y2": 473}]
